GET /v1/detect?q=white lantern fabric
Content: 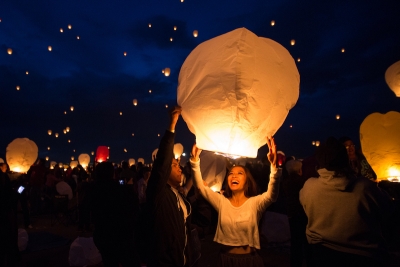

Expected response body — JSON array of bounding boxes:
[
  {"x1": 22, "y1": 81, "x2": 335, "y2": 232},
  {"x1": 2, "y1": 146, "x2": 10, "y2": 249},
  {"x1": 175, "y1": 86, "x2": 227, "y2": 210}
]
[
  {"x1": 6, "y1": 138, "x2": 38, "y2": 173},
  {"x1": 78, "y1": 153, "x2": 90, "y2": 168},
  {"x1": 18, "y1": 228, "x2": 28, "y2": 251},
  {"x1": 138, "y1": 158, "x2": 145, "y2": 164},
  {"x1": 69, "y1": 237, "x2": 102, "y2": 267},
  {"x1": 70, "y1": 160, "x2": 79, "y2": 169},
  {"x1": 56, "y1": 181, "x2": 73, "y2": 200},
  {"x1": 128, "y1": 158, "x2": 136, "y2": 166},
  {"x1": 152, "y1": 149, "x2": 158, "y2": 161},
  {"x1": 173, "y1": 143, "x2": 184, "y2": 159},
  {"x1": 360, "y1": 111, "x2": 400, "y2": 180},
  {"x1": 385, "y1": 60, "x2": 400, "y2": 97},
  {"x1": 177, "y1": 28, "x2": 299, "y2": 158},
  {"x1": 200, "y1": 151, "x2": 227, "y2": 192}
]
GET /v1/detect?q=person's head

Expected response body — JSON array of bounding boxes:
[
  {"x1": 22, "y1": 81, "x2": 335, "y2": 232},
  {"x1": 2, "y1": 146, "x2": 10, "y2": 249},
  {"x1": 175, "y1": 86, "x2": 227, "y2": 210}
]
[
  {"x1": 95, "y1": 162, "x2": 114, "y2": 181},
  {"x1": 339, "y1": 136, "x2": 356, "y2": 157},
  {"x1": 223, "y1": 165, "x2": 258, "y2": 198},
  {"x1": 316, "y1": 137, "x2": 350, "y2": 176},
  {"x1": 168, "y1": 158, "x2": 182, "y2": 188},
  {"x1": 285, "y1": 160, "x2": 303, "y2": 176},
  {"x1": 0, "y1": 163, "x2": 7, "y2": 173},
  {"x1": 121, "y1": 161, "x2": 129, "y2": 169}
]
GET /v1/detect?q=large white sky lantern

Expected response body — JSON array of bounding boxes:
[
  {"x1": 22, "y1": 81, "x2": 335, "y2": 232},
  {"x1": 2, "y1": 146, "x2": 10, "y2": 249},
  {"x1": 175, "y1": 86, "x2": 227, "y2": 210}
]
[
  {"x1": 138, "y1": 158, "x2": 145, "y2": 164},
  {"x1": 6, "y1": 138, "x2": 38, "y2": 173},
  {"x1": 128, "y1": 158, "x2": 135, "y2": 166},
  {"x1": 385, "y1": 60, "x2": 400, "y2": 97},
  {"x1": 70, "y1": 161, "x2": 79, "y2": 169},
  {"x1": 360, "y1": 111, "x2": 400, "y2": 181},
  {"x1": 78, "y1": 154, "x2": 90, "y2": 168},
  {"x1": 200, "y1": 151, "x2": 227, "y2": 192},
  {"x1": 177, "y1": 28, "x2": 300, "y2": 158},
  {"x1": 173, "y1": 143, "x2": 184, "y2": 159}
]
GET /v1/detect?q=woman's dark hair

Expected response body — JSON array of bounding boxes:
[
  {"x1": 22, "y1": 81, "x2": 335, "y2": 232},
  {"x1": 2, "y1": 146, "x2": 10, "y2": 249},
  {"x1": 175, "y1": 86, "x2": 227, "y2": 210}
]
[{"x1": 223, "y1": 165, "x2": 258, "y2": 198}]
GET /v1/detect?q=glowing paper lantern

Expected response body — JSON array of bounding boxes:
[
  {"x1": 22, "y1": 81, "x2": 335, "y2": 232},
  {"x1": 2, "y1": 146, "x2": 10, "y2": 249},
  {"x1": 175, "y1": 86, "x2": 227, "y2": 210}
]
[
  {"x1": 50, "y1": 161, "x2": 57, "y2": 169},
  {"x1": 128, "y1": 158, "x2": 135, "y2": 166},
  {"x1": 6, "y1": 138, "x2": 38, "y2": 173},
  {"x1": 71, "y1": 156, "x2": 75, "y2": 161},
  {"x1": 148, "y1": 23, "x2": 151, "y2": 28},
  {"x1": 297, "y1": 58, "x2": 300, "y2": 62},
  {"x1": 48, "y1": 46, "x2": 52, "y2": 51},
  {"x1": 96, "y1": 146, "x2": 109, "y2": 163},
  {"x1": 138, "y1": 158, "x2": 145, "y2": 164},
  {"x1": 385, "y1": 60, "x2": 400, "y2": 97},
  {"x1": 336, "y1": 114, "x2": 340, "y2": 120},
  {"x1": 170, "y1": 38, "x2": 173, "y2": 42},
  {"x1": 124, "y1": 148, "x2": 127, "y2": 152},
  {"x1": 152, "y1": 149, "x2": 158, "y2": 161},
  {"x1": 177, "y1": 28, "x2": 300, "y2": 158},
  {"x1": 271, "y1": 20, "x2": 275, "y2": 26},
  {"x1": 174, "y1": 26, "x2": 177, "y2": 30},
  {"x1": 193, "y1": 30, "x2": 198, "y2": 37},
  {"x1": 341, "y1": 48, "x2": 345, "y2": 53},
  {"x1": 277, "y1": 151, "x2": 286, "y2": 167},
  {"x1": 76, "y1": 36, "x2": 80, "y2": 40},
  {"x1": 70, "y1": 106, "x2": 74, "y2": 111},
  {"x1": 120, "y1": 112, "x2": 123, "y2": 115},
  {"x1": 66, "y1": 127, "x2": 70, "y2": 132},
  {"x1": 173, "y1": 143, "x2": 184, "y2": 159},
  {"x1": 48, "y1": 147, "x2": 50, "y2": 150},
  {"x1": 7, "y1": 48, "x2": 12, "y2": 55},
  {"x1": 78, "y1": 154, "x2": 90, "y2": 168},
  {"x1": 360, "y1": 111, "x2": 400, "y2": 180},
  {"x1": 0, "y1": 158, "x2": 4, "y2": 163},
  {"x1": 48, "y1": 130, "x2": 52, "y2": 135},
  {"x1": 16, "y1": 86, "x2": 20, "y2": 91},
  {"x1": 165, "y1": 104, "x2": 168, "y2": 108},
  {"x1": 68, "y1": 24, "x2": 72, "y2": 29},
  {"x1": 70, "y1": 161, "x2": 78, "y2": 168},
  {"x1": 55, "y1": 133, "x2": 59, "y2": 138},
  {"x1": 60, "y1": 28, "x2": 63, "y2": 33},
  {"x1": 200, "y1": 151, "x2": 227, "y2": 192},
  {"x1": 46, "y1": 156, "x2": 49, "y2": 161},
  {"x1": 63, "y1": 129, "x2": 67, "y2": 134},
  {"x1": 164, "y1": 68, "x2": 171, "y2": 76},
  {"x1": 124, "y1": 52, "x2": 127, "y2": 56},
  {"x1": 290, "y1": 39, "x2": 295, "y2": 46},
  {"x1": 59, "y1": 163, "x2": 63, "y2": 168},
  {"x1": 149, "y1": 90, "x2": 152, "y2": 93},
  {"x1": 133, "y1": 99, "x2": 138, "y2": 106},
  {"x1": 315, "y1": 141, "x2": 320, "y2": 147},
  {"x1": 91, "y1": 151, "x2": 94, "y2": 155},
  {"x1": 26, "y1": 71, "x2": 29, "y2": 75},
  {"x1": 312, "y1": 141, "x2": 316, "y2": 146}
]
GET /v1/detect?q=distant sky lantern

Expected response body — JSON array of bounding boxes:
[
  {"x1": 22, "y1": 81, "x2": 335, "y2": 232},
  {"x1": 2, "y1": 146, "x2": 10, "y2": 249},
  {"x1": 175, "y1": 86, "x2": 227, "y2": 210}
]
[
  {"x1": 71, "y1": 156, "x2": 74, "y2": 160},
  {"x1": 174, "y1": 26, "x2": 177, "y2": 30},
  {"x1": 59, "y1": 163, "x2": 63, "y2": 168},
  {"x1": 152, "y1": 149, "x2": 158, "y2": 161},
  {"x1": 128, "y1": 158, "x2": 135, "y2": 166},
  {"x1": 70, "y1": 161, "x2": 78, "y2": 168},
  {"x1": 55, "y1": 133, "x2": 59, "y2": 138},
  {"x1": 297, "y1": 58, "x2": 300, "y2": 62},
  {"x1": 60, "y1": 28, "x2": 63, "y2": 33},
  {"x1": 45, "y1": 156, "x2": 49, "y2": 161},
  {"x1": 315, "y1": 141, "x2": 320, "y2": 147},
  {"x1": 138, "y1": 158, "x2": 145, "y2": 164},
  {"x1": 70, "y1": 106, "x2": 74, "y2": 111},
  {"x1": 6, "y1": 138, "x2": 38, "y2": 173},
  {"x1": 385, "y1": 60, "x2": 400, "y2": 97},
  {"x1": 132, "y1": 133, "x2": 134, "y2": 136},
  {"x1": 149, "y1": 89, "x2": 152, "y2": 93},
  {"x1": 76, "y1": 36, "x2": 80, "y2": 40},
  {"x1": 162, "y1": 69, "x2": 164, "y2": 73},
  {"x1": 341, "y1": 48, "x2": 345, "y2": 53},
  {"x1": 148, "y1": 23, "x2": 151, "y2": 27},
  {"x1": 26, "y1": 71, "x2": 29, "y2": 75},
  {"x1": 108, "y1": 147, "x2": 110, "y2": 149},
  {"x1": 157, "y1": 134, "x2": 160, "y2": 137},
  {"x1": 173, "y1": 143, "x2": 184, "y2": 159},
  {"x1": 336, "y1": 114, "x2": 340, "y2": 119},
  {"x1": 66, "y1": 127, "x2": 70, "y2": 132},
  {"x1": 124, "y1": 148, "x2": 127, "y2": 152},
  {"x1": 7, "y1": 48, "x2": 12, "y2": 55},
  {"x1": 91, "y1": 151, "x2": 94, "y2": 155},
  {"x1": 96, "y1": 146, "x2": 109, "y2": 163},
  {"x1": 64, "y1": 111, "x2": 67, "y2": 114},
  {"x1": 48, "y1": 147, "x2": 50, "y2": 150},
  {"x1": 178, "y1": 28, "x2": 300, "y2": 158},
  {"x1": 271, "y1": 20, "x2": 275, "y2": 26},
  {"x1": 68, "y1": 140, "x2": 71, "y2": 143},
  {"x1": 277, "y1": 151, "x2": 286, "y2": 166},
  {"x1": 50, "y1": 161, "x2": 56, "y2": 169},
  {"x1": 360, "y1": 111, "x2": 400, "y2": 181},
  {"x1": 73, "y1": 149, "x2": 75, "y2": 152},
  {"x1": 164, "y1": 68, "x2": 171, "y2": 76},
  {"x1": 63, "y1": 129, "x2": 67, "y2": 134},
  {"x1": 165, "y1": 104, "x2": 168, "y2": 108},
  {"x1": 133, "y1": 99, "x2": 138, "y2": 106},
  {"x1": 78, "y1": 154, "x2": 90, "y2": 168},
  {"x1": 48, "y1": 130, "x2": 52, "y2": 135},
  {"x1": 170, "y1": 38, "x2": 173, "y2": 41},
  {"x1": 124, "y1": 52, "x2": 127, "y2": 56},
  {"x1": 312, "y1": 141, "x2": 316, "y2": 146},
  {"x1": 290, "y1": 39, "x2": 295, "y2": 46},
  {"x1": 290, "y1": 125, "x2": 293, "y2": 128},
  {"x1": 48, "y1": 46, "x2": 52, "y2": 51},
  {"x1": 68, "y1": 24, "x2": 72, "y2": 29},
  {"x1": 193, "y1": 30, "x2": 198, "y2": 37},
  {"x1": 120, "y1": 112, "x2": 122, "y2": 115},
  {"x1": 16, "y1": 86, "x2": 20, "y2": 91}
]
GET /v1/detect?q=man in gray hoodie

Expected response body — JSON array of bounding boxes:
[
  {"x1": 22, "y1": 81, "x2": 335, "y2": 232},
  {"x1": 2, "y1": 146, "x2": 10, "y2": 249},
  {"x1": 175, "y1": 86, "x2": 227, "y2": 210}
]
[{"x1": 300, "y1": 137, "x2": 392, "y2": 267}]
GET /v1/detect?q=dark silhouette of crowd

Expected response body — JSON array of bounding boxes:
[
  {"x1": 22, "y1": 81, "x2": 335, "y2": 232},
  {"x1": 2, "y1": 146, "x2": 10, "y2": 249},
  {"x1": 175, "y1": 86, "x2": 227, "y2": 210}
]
[{"x1": 1, "y1": 108, "x2": 398, "y2": 267}]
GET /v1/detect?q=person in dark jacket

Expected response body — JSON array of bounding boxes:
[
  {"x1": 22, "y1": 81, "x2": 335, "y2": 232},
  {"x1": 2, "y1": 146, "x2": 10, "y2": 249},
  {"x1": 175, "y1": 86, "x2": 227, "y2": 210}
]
[{"x1": 146, "y1": 106, "x2": 196, "y2": 267}]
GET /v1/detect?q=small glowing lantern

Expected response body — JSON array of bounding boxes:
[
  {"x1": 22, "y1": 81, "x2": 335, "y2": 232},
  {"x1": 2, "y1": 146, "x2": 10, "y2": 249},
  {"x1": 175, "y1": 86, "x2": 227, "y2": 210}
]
[
  {"x1": 78, "y1": 153, "x2": 90, "y2": 168},
  {"x1": 71, "y1": 156, "x2": 74, "y2": 160},
  {"x1": 271, "y1": 20, "x2": 275, "y2": 26},
  {"x1": 66, "y1": 127, "x2": 70, "y2": 132},
  {"x1": 315, "y1": 141, "x2": 320, "y2": 147},
  {"x1": 341, "y1": 48, "x2": 345, "y2": 53},
  {"x1": 58, "y1": 163, "x2": 63, "y2": 168},
  {"x1": 177, "y1": 28, "x2": 299, "y2": 158},
  {"x1": 174, "y1": 26, "x2": 177, "y2": 30},
  {"x1": 164, "y1": 68, "x2": 171, "y2": 76},
  {"x1": 385, "y1": 60, "x2": 400, "y2": 97},
  {"x1": 157, "y1": 134, "x2": 160, "y2": 137},
  {"x1": 45, "y1": 156, "x2": 49, "y2": 161},
  {"x1": 148, "y1": 23, "x2": 151, "y2": 28},
  {"x1": 290, "y1": 125, "x2": 293, "y2": 128},
  {"x1": 336, "y1": 114, "x2": 340, "y2": 120},
  {"x1": 360, "y1": 111, "x2": 400, "y2": 181},
  {"x1": 124, "y1": 148, "x2": 127, "y2": 152},
  {"x1": 63, "y1": 164, "x2": 68, "y2": 170},
  {"x1": 277, "y1": 151, "x2": 286, "y2": 166},
  {"x1": 124, "y1": 52, "x2": 127, "y2": 56},
  {"x1": 64, "y1": 111, "x2": 67, "y2": 114},
  {"x1": 297, "y1": 58, "x2": 300, "y2": 62},
  {"x1": 48, "y1": 46, "x2": 52, "y2": 51},
  {"x1": 133, "y1": 99, "x2": 138, "y2": 106},
  {"x1": 68, "y1": 140, "x2": 71, "y2": 143},
  {"x1": 165, "y1": 104, "x2": 168, "y2": 108},
  {"x1": 132, "y1": 133, "x2": 134, "y2": 136},
  {"x1": 129, "y1": 158, "x2": 135, "y2": 166},
  {"x1": 55, "y1": 133, "x2": 59, "y2": 138},
  {"x1": 68, "y1": 24, "x2": 72, "y2": 29},
  {"x1": 48, "y1": 147, "x2": 50, "y2": 150},
  {"x1": 50, "y1": 161, "x2": 57, "y2": 169},
  {"x1": 7, "y1": 48, "x2": 12, "y2": 55},
  {"x1": 76, "y1": 36, "x2": 80, "y2": 40},
  {"x1": 96, "y1": 146, "x2": 109, "y2": 163},
  {"x1": 312, "y1": 141, "x2": 316, "y2": 146},
  {"x1": 120, "y1": 112, "x2": 122, "y2": 115},
  {"x1": 6, "y1": 138, "x2": 38, "y2": 173},
  {"x1": 70, "y1": 106, "x2": 74, "y2": 111},
  {"x1": 60, "y1": 28, "x2": 63, "y2": 33},
  {"x1": 70, "y1": 161, "x2": 78, "y2": 168},
  {"x1": 63, "y1": 129, "x2": 67, "y2": 134},
  {"x1": 91, "y1": 151, "x2": 94, "y2": 155},
  {"x1": 138, "y1": 158, "x2": 145, "y2": 164},
  {"x1": 152, "y1": 149, "x2": 158, "y2": 161},
  {"x1": 290, "y1": 39, "x2": 295, "y2": 46},
  {"x1": 26, "y1": 71, "x2": 29, "y2": 75},
  {"x1": 16, "y1": 86, "x2": 20, "y2": 91},
  {"x1": 193, "y1": 30, "x2": 198, "y2": 37},
  {"x1": 170, "y1": 38, "x2": 173, "y2": 41},
  {"x1": 149, "y1": 90, "x2": 152, "y2": 93},
  {"x1": 173, "y1": 143, "x2": 184, "y2": 159},
  {"x1": 48, "y1": 130, "x2": 52, "y2": 135}
]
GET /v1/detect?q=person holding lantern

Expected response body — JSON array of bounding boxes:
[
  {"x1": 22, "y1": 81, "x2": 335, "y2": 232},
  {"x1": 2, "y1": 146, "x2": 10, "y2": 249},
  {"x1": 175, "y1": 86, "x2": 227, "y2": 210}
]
[{"x1": 189, "y1": 137, "x2": 280, "y2": 267}]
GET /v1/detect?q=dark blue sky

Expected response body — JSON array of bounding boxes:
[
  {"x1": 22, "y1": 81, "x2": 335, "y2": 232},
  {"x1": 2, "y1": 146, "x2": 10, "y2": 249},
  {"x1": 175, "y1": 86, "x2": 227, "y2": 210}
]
[{"x1": 1, "y1": 0, "x2": 399, "y2": 164}]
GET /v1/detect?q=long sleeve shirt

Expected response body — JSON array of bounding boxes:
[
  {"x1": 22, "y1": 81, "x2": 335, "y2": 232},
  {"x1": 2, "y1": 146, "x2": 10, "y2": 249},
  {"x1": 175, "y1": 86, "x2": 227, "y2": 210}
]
[{"x1": 190, "y1": 159, "x2": 280, "y2": 249}]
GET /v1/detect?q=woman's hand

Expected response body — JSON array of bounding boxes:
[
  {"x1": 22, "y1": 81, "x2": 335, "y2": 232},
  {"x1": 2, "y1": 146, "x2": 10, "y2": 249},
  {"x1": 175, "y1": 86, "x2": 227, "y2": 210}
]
[
  {"x1": 168, "y1": 106, "x2": 182, "y2": 132},
  {"x1": 191, "y1": 144, "x2": 202, "y2": 162},
  {"x1": 266, "y1": 136, "x2": 277, "y2": 167}
]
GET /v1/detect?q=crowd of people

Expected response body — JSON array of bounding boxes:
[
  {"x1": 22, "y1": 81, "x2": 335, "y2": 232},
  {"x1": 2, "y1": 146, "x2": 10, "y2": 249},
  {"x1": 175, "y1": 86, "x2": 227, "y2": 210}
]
[{"x1": 0, "y1": 106, "x2": 398, "y2": 267}]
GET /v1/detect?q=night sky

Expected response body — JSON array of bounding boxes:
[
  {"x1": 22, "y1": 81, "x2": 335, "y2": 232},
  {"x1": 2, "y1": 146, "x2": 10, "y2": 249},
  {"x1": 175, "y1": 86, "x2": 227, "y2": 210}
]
[{"x1": 1, "y1": 0, "x2": 400, "y2": 165}]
